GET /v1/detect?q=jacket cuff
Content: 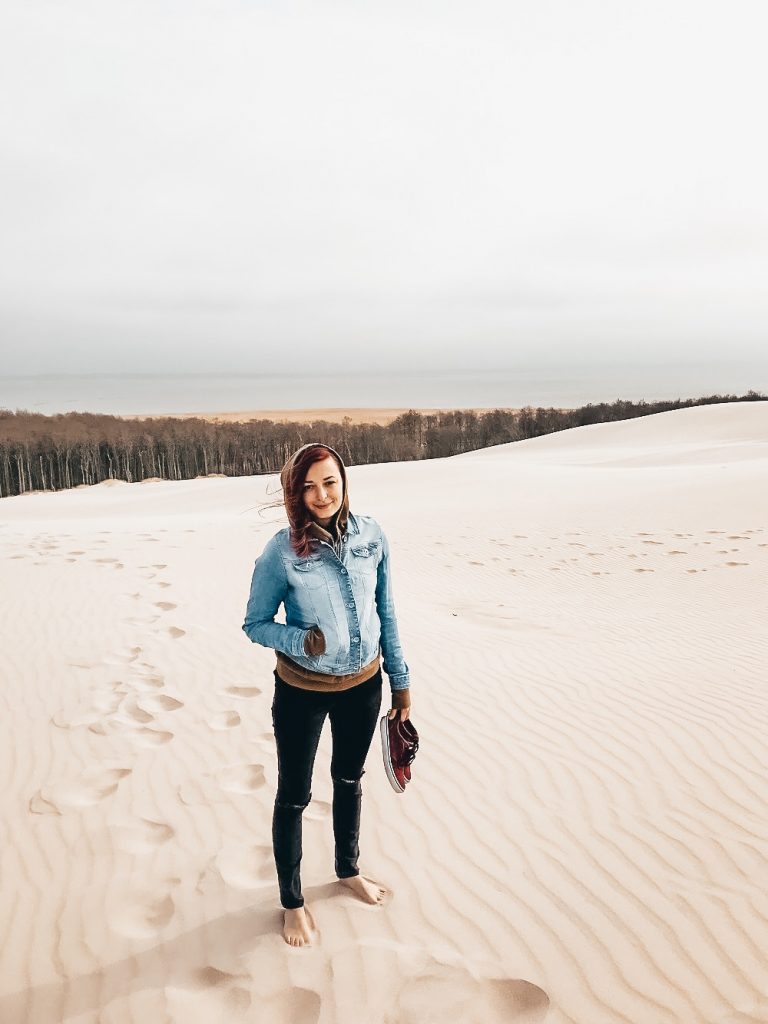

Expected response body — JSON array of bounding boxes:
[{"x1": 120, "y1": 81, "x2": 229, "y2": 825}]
[
  {"x1": 390, "y1": 688, "x2": 411, "y2": 709},
  {"x1": 388, "y1": 670, "x2": 410, "y2": 688},
  {"x1": 293, "y1": 628, "x2": 310, "y2": 658}
]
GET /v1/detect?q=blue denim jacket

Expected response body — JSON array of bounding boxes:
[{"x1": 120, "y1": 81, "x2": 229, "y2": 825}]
[{"x1": 242, "y1": 512, "x2": 410, "y2": 690}]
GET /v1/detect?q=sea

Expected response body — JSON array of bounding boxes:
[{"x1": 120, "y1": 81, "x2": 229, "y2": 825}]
[{"x1": 1, "y1": 364, "x2": 765, "y2": 417}]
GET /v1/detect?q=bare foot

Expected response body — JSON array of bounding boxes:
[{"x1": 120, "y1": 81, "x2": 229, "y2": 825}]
[
  {"x1": 338, "y1": 874, "x2": 390, "y2": 905},
  {"x1": 282, "y1": 905, "x2": 317, "y2": 947}
]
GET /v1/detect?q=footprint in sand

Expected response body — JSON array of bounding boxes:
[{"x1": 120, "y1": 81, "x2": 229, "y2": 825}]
[
  {"x1": 667, "y1": 550, "x2": 687, "y2": 555},
  {"x1": 209, "y1": 710, "x2": 241, "y2": 730},
  {"x1": 330, "y1": 942, "x2": 549, "y2": 1024},
  {"x1": 115, "y1": 697, "x2": 155, "y2": 725},
  {"x1": 154, "y1": 601, "x2": 177, "y2": 611},
  {"x1": 88, "y1": 698, "x2": 174, "y2": 746},
  {"x1": 221, "y1": 686, "x2": 262, "y2": 699},
  {"x1": 397, "y1": 969, "x2": 548, "y2": 1024},
  {"x1": 125, "y1": 726, "x2": 174, "y2": 747},
  {"x1": 30, "y1": 767, "x2": 132, "y2": 814},
  {"x1": 110, "y1": 817, "x2": 175, "y2": 854},
  {"x1": 108, "y1": 882, "x2": 177, "y2": 938},
  {"x1": 634, "y1": 568, "x2": 655, "y2": 573},
  {"x1": 217, "y1": 763, "x2": 267, "y2": 793},
  {"x1": 103, "y1": 646, "x2": 143, "y2": 666},
  {"x1": 167, "y1": 626, "x2": 186, "y2": 639},
  {"x1": 641, "y1": 540, "x2": 663, "y2": 546},
  {"x1": 726, "y1": 562, "x2": 749, "y2": 567},
  {"x1": 212, "y1": 843, "x2": 275, "y2": 889},
  {"x1": 137, "y1": 694, "x2": 183, "y2": 713},
  {"x1": 131, "y1": 672, "x2": 166, "y2": 692}
]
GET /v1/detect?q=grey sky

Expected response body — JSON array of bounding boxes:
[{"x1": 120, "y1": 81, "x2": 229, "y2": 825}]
[{"x1": 2, "y1": 0, "x2": 767, "y2": 376}]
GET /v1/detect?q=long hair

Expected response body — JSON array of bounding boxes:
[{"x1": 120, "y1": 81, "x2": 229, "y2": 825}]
[{"x1": 279, "y1": 442, "x2": 349, "y2": 558}]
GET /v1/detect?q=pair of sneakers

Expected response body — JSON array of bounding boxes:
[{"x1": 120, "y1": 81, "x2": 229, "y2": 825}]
[{"x1": 380, "y1": 714, "x2": 419, "y2": 793}]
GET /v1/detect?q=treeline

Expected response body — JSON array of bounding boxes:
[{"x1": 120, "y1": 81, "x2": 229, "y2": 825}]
[{"x1": 0, "y1": 391, "x2": 765, "y2": 499}]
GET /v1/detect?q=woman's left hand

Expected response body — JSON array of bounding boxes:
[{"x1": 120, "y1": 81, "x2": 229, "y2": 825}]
[{"x1": 387, "y1": 706, "x2": 410, "y2": 722}]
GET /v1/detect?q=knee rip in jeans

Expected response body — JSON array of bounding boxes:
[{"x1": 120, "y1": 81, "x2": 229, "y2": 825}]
[
  {"x1": 275, "y1": 791, "x2": 312, "y2": 811},
  {"x1": 332, "y1": 771, "x2": 364, "y2": 786}
]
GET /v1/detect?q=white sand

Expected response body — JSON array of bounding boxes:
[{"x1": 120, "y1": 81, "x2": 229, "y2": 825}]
[{"x1": 1, "y1": 401, "x2": 767, "y2": 1024}]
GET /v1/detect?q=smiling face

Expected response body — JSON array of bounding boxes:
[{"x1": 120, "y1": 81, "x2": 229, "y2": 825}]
[{"x1": 302, "y1": 454, "x2": 344, "y2": 526}]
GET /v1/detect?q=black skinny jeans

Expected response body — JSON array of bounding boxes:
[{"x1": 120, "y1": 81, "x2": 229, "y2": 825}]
[{"x1": 271, "y1": 667, "x2": 383, "y2": 910}]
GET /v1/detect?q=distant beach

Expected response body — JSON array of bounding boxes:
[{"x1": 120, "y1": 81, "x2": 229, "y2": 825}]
[{"x1": 124, "y1": 406, "x2": 529, "y2": 425}]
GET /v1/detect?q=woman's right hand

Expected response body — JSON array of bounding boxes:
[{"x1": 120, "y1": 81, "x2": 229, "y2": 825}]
[{"x1": 303, "y1": 626, "x2": 326, "y2": 656}]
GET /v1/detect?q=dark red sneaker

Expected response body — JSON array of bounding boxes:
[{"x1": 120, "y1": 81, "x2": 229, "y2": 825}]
[{"x1": 380, "y1": 715, "x2": 419, "y2": 793}]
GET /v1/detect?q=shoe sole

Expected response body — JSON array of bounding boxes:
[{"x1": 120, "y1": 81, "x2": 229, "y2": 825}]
[{"x1": 379, "y1": 714, "x2": 406, "y2": 793}]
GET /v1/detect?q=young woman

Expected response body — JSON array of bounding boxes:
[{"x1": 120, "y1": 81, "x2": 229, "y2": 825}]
[{"x1": 242, "y1": 441, "x2": 411, "y2": 947}]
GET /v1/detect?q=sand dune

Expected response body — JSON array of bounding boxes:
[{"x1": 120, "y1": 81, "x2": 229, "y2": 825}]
[{"x1": 1, "y1": 401, "x2": 767, "y2": 1023}]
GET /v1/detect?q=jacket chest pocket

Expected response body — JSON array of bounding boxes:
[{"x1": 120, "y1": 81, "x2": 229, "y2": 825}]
[
  {"x1": 349, "y1": 542, "x2": 379, "y2": 576},
  {"x1": 292, "y1": 558, "x2": 327, "y2": 591}
]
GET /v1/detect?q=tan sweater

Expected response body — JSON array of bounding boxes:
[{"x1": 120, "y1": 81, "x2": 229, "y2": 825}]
[{"x1": 274, "y1": 515, "x2": 411, "y2": 709}]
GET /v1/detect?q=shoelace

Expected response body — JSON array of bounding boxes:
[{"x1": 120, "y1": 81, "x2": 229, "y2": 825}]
[{"x1": 396, "y1": 724, "x2": 419, "y2": 765}]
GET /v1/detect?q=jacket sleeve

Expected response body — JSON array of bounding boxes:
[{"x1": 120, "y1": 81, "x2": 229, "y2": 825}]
[
  {"x1": 242, "y1": 537, "x2": 310, "y2": 659},
  {"x1": 375, "y1": 528, "x2": 410, "y2": 691}
]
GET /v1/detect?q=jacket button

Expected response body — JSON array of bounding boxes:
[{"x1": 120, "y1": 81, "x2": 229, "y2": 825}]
[
  {"x1": 341, "y1": 569, "x2": 347, "y2": 575},
  {"x1": 352, "y1": 637, "x2": 360, "y2": 643}
]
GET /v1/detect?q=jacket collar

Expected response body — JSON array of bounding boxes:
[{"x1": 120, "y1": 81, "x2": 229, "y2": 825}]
[{"x1": 306, "y1": 510, "x2": 360, "y2": 544}]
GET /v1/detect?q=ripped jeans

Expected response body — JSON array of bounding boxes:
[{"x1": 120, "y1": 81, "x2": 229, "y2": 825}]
[{"x1": 271, "y1": 667, "x2": 383, "y2": 909}]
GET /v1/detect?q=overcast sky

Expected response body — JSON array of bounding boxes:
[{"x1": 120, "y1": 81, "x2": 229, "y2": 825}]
[{"x1": 2, "y1": 0, "x2": 767, "y2": 377}]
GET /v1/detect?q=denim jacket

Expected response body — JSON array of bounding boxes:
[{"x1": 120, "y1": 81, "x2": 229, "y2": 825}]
[{"x1": 242, "y1": 512, "x2": 410, "y2": 690}]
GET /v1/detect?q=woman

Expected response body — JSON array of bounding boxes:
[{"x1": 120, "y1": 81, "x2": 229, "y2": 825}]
[{"x1": 242, "y1": 441, "x2": 411, "y2": 947}]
